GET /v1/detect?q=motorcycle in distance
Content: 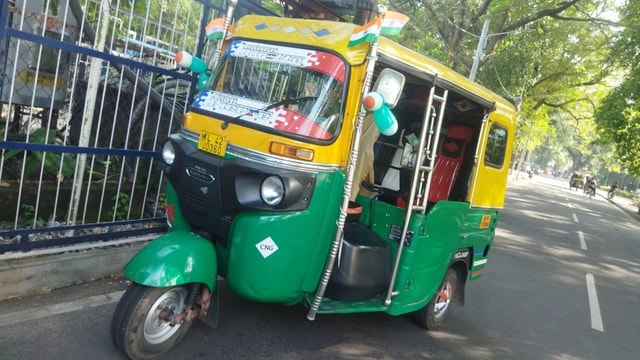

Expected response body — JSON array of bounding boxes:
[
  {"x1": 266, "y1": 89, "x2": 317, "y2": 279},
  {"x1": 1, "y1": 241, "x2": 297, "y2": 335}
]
[
  {"x1": 110, "y1": 5, "x2": 517, "y2": 360},
  {"x1": 585, "y1": 178, "x2": 597, "y2": 199},
  {"x1": 607, "y1": 182, "x2": 618, "y2": 201}
]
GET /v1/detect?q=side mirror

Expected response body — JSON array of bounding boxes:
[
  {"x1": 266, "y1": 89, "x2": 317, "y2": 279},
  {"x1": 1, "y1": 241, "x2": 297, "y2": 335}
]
[{"x1": 372, "y1": 68, "x2": 405, "y2": 108}]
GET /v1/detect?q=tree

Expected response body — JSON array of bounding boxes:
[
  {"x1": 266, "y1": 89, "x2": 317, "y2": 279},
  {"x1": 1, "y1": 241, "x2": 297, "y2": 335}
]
[
  {"x1": 387, "y1": 0, "x2": 619, "y2": 172},
  {"x1": 389, "y1": 0, "x2": 619, "y2": 73},
  {"x1": 594, "y1": 0, "x2": 640, "y2": 179}
]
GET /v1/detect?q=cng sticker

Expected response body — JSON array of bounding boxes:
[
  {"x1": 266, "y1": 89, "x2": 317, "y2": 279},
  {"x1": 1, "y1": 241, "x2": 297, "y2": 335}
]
[
  {"x1": 256, "y1": 237, "x2": 279, "y2": 258},
  {"x1": 480, "y1": 214, "x2": 492, "y2": 229}
]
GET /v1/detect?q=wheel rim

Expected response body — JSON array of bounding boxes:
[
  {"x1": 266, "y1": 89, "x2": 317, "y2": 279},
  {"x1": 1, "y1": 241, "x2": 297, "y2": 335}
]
[
  {"x1": 432, "y1": 281, "x2": 452, "y2": 320},
  {"x1": 143, "y1": 287, "x2": 187, "y2": 345}
]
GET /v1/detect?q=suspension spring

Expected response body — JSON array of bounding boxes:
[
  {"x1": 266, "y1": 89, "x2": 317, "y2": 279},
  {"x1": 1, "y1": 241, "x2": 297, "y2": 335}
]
[{"x1": 186, "y1": 283, "x2": 202, "y2": 307}]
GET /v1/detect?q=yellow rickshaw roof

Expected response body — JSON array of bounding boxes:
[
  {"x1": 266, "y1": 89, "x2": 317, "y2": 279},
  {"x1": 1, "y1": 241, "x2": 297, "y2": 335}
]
[{"x1": 230, "y1": 15, "x2": 370, "y2": 64}]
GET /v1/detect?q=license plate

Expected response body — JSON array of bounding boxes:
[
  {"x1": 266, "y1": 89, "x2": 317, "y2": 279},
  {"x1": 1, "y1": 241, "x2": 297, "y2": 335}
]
[{"x1": 197, "y1": 131, "x2": 227, "y2": 157}]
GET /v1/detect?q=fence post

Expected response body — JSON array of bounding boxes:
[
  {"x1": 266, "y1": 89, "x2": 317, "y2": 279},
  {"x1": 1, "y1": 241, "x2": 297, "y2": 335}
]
[{"x1": 67, "y1": 0, "x2": 111, "y2": 229}]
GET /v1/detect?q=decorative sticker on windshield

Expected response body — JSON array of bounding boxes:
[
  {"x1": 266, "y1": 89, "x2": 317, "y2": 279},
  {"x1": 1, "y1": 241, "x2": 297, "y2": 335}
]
[
  {"x1": 228, "y1": 40, "x2": 344, "y2": 82},
  {"x1": 193, "y1": 91, "x2": 272, "y2": 124},
  {"x1": 192, "y1": 91, "x2": 331, "y2": 139}
]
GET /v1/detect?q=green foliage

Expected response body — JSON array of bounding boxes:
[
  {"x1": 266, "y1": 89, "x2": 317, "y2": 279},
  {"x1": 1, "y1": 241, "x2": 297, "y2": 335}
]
[
  {"x1": 3, "y1": 129, "x2": 76, "y2": 180},
  {"x1": 594, "y1": 0, "x2": 640, "y2": 178},
  {"x1": 18, "y1": 204, "x2": 45, "y2": 228},
  {"x1": 595, "y1": 73, "x2": 640, "y2": 176},
  {"x1": 261, "y1": 0, "x2": 285, "y2": 16},
  {"x1": 107, "y1": 193, "x2": 131, "y2": 221}
]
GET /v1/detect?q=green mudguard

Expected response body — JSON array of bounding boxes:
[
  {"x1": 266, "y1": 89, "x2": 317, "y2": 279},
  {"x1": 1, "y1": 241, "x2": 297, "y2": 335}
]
[{"x1": 123, "y1": 231, "x2": 217, "y2": 292}]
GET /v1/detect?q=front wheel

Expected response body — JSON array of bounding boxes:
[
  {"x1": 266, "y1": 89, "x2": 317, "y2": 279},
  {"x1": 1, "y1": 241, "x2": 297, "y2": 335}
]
[
  {"x1": 111, "y1": 283, "x2": 195, "y2": 360},
  {"x1": 413, "y1": 268, "x2": 458, "y2": 330}
]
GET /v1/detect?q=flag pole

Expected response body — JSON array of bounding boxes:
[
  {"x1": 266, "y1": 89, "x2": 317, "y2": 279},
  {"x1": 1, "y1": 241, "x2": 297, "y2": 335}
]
[{"x1": 307, "y1": 5, "x2": 386, "y2": 321}]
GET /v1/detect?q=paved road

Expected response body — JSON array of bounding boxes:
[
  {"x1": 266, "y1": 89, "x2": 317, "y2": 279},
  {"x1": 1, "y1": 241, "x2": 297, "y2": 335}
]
[{"x1": 1, "y1": 176, "x2": 638, "y2": 359}]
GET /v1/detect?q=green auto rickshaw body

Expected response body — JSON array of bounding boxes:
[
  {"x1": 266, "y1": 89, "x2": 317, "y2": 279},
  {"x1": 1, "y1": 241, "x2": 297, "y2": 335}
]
[
  {"x1": 214, "y1": 170, "x2": 345, "y2": 304},
  {"x1": 120, "y1": 13, "x2": 515, "y2": 323},
  {"x1": 123, "y1": 230, "x2": 218, "y2": 292}
]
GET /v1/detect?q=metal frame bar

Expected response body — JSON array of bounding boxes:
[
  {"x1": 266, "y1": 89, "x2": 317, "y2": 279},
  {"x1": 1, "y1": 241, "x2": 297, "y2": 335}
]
[{"x1": 0, "y1": 217, "x2": 167, "y2": 253}]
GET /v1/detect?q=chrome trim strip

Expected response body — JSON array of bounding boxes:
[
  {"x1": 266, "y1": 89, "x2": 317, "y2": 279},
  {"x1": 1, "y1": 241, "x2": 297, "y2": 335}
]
[
  {"x1": 181, "y1": 127, "x2": 199, "y2": 142},
  {"x1": 228, "y1": 146, "x2": 341, "y2": 173},
  {"x1": 180, "y1": 128, "x2": 341, "y2": 173}
]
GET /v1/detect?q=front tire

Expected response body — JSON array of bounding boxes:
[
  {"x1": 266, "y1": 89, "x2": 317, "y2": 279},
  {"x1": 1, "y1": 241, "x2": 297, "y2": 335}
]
[
  {"x1": 111, "y1": 283, "x2": 195, "y2": 360},
  {"x1": 413, "y1": 268, "x2": 458, "y2": 330}
]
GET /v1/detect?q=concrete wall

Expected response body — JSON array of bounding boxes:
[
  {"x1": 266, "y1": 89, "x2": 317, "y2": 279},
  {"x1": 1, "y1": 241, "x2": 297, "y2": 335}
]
[{"x1": 0, "y1": 242, "x2": 145, "y2": 300}]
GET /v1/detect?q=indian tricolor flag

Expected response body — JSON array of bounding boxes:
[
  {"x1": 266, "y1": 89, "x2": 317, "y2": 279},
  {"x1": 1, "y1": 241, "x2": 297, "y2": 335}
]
[
  {"x1": 348, "y1": 17, "x2": 381, "y2": 47},
  {"x1": 206, "y1": 18, "x2": 225, "y2": 41},
  {"x1": 380, "y1": 11, "x2": 409, "y2": 36}
]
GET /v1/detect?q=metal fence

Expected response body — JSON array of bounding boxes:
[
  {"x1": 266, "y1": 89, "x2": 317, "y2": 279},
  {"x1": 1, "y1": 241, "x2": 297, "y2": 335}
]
[{"x1": 0, "y1": 0, "x2": 237, "y2": 255}]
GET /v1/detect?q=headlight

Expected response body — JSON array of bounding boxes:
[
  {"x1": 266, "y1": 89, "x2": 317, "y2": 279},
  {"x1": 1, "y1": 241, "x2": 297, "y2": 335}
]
[
  {"x1": 260, "y1": 176, "x2": 284, "y2": 206},
  {"x1": 162, "y1": 141, "x2": 175, "y2": 165}
]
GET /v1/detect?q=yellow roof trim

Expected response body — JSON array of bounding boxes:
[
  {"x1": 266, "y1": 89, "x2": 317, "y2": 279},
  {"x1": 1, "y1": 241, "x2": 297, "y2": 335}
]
[{"x1": 231, "y1": 15, "x2": 370, "y2": 64}]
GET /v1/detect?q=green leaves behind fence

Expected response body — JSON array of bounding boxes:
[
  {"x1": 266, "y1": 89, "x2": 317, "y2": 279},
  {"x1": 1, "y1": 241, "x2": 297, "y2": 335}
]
[{"x1": 3, "y1": 128, "x2": 76, "y2": 181}]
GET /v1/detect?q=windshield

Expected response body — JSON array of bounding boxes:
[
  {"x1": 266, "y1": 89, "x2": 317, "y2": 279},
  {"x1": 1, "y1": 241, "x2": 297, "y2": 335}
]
[{"x1": 192, "y1": 40, "x2": 346, "y2": 140}]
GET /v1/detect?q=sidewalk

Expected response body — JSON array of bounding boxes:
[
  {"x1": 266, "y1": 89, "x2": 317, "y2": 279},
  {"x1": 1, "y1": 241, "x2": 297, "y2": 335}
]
[
  {"x1": 605, "y1": 194, "x2": 640, "y2": 221},
  {"x1": 0, "y1": 235, "x2": 152, "y2": 300}
]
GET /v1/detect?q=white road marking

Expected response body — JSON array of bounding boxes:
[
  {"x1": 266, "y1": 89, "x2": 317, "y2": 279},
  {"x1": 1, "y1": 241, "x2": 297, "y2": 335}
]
[
  {"x1": 573, "y1": 213, "x2": 579, "y2": 223},
  {"x1": 578, "y1": 231, "x2": 587, "y2": 251},
  {"x1": 586, "y1": 273, "x2": 604, "y2": 332},
  {"x1": 0, "y1": 291, "x2": 124, "y2": 327}
]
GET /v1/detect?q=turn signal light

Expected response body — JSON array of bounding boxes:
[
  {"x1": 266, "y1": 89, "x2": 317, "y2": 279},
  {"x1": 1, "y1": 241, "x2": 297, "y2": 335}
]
[{"x1": 270, "y1": 142, "x2": 314, "y2": 161}]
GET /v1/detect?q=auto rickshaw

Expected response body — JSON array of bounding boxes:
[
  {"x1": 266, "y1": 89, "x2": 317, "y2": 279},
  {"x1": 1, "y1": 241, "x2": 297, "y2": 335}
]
[
  {"x1": 111, "y1": 4, "x2": 517, "y2": 359},
  {"x1": 570, "y1": 172, "x2": 585, "y2": 190}
]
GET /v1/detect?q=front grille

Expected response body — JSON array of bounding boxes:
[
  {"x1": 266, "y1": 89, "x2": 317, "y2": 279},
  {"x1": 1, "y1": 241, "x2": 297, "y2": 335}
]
[{"x1": 185, "y1": 190, "x2": 208, "y2": 213}]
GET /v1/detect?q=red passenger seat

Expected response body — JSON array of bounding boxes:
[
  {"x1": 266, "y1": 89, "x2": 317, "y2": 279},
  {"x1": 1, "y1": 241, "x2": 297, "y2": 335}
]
[{"x1": 428, "y1": 125, "x2": 473, "y2": 203}]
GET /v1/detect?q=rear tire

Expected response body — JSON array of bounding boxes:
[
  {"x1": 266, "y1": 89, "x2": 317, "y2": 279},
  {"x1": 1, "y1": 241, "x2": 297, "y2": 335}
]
[
  {"x1": 413, "y1": 268, "x2": 458, "y2": 330},
  {"x1": 111, "y1": 283, "x2": 194, "y2": 360}
]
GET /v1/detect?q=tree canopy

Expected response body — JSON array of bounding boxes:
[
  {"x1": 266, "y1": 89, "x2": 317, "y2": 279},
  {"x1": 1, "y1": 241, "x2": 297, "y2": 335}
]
[
  {"x1": 385, "y1": 0, "x2": 631, "y2": 179},
  {"x1": 594, "y1": 0, "x2": 640, "y2": 178}
]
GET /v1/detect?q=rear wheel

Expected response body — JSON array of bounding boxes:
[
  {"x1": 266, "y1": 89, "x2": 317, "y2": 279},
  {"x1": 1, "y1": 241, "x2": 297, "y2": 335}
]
[
  {"x1": 111, "y1": 283, "x2": 194, "y2": 360},
  {"x1": 413, "y1": 268, "x2": 458, "y2": 329}
]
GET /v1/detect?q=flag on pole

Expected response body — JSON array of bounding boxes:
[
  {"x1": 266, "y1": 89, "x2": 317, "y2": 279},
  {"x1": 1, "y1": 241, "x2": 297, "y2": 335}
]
[
  {"x1": 206, "y1": 18, "x2": 225, "y2": 41},
  {"x1": 380, "y1": 11, "x2": 409, "y2": 36},
  {"x1": 348, "y1": 17, "x2": 381, "y2": 47}
]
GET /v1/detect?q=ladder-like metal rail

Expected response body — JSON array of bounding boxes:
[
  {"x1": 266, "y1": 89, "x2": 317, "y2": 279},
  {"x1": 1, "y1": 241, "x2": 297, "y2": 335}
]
[{"x1": 384, "y1": 84, "x2": 448, "y2": 305}]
